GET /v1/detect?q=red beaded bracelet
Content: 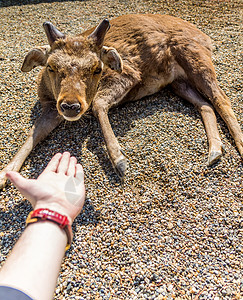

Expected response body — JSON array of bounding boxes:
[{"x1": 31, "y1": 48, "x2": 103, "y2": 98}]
[{"x1": 26, "y1": 208, "x2": 73, "y2": 251}]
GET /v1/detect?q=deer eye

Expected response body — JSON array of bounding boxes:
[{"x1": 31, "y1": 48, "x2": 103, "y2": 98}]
[
  {"x1": 47, "y1": 64, "x2": 54, "y2": 73},
  {"x1": 94, "y1": 67, "x2": 102, "y2": 75}
]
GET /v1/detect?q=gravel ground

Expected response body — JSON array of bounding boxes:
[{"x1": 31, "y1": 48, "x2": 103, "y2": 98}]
[{"x1": 0, "y1": 0, "x2": 242, "y2": 299}]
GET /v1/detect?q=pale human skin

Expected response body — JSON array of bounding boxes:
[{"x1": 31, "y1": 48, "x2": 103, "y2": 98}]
[{"x1": 0, "y1": 152, "x2": 85, "y2": 300}]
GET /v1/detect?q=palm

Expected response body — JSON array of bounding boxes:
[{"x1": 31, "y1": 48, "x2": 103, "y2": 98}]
[{"x1": 6, "y1": 152, "x2": 85, "y2": 223}]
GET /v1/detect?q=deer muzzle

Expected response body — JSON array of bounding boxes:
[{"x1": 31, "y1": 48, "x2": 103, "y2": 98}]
[{"x1": 57, "y1": 95, "x2": 88, "y2": 121}]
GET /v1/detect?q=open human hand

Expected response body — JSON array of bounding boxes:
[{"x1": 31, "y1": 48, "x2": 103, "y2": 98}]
[{"x1": 6, "y1": 152, "x2": 85, "y2": 224}]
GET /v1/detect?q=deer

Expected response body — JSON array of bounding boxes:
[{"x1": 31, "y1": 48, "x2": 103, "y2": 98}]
[{"x1": 0, "y1": 14, "x2": 242, "y2": 189}]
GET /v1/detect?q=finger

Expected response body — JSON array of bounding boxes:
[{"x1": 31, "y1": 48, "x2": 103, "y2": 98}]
[
  {"x1": 66, "y1": 156, "x2": 77, "y2": 176},
  {"x1": 75, "y1": 164, "x2": 85, "y2": 183},
  {"x1": 57, "y1": 151, "x2": 71, "y2": 174},
  {"x1": 42, "y1": 153, "x2": 62, "y2": 174}
]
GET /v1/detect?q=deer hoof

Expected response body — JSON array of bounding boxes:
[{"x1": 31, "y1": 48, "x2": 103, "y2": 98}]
[
  {"x1": 207, "y1": 151, "x2": 222, "y2": 166},
  {"x1": 114, "y1": 158, "x2": 127, "y2": 178}
]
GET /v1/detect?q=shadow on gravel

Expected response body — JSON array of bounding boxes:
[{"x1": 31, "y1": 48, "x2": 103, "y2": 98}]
[
  {"x1": 26, "y1": 86, "x2": 229, "y2": 185},
  {"x1": 0, "y1": 202, "x2": 31, "y2": 252},
  {"x1": 85, "y1": 88, "x2": 201, "y2": 176},
  {"x1": 0, "y1": 195, "x2": 99, "y2": 250},
  {"x1": 0, "y1": 0, "x2": 87, "y2": 8}
]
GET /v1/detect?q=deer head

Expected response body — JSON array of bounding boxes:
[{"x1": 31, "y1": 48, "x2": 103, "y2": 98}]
[{"x1": 22, "y1": 20, "x2": 123, "y2": 121}]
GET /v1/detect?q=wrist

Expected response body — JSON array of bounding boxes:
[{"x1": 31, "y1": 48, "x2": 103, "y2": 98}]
[
  {"x1": 33, "y1": 202, "x2": 73, "y2": 224},
  {"x1": 26, "y1": 208, "x2": 73, "y2": 251}
]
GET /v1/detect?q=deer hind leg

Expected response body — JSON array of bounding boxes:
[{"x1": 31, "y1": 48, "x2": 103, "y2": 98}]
[
  {"x1": 199, "y1": 81, "x2": 243, "y2": 158},
  {"x1": 173, "y1": 44, "x2": 243, "y2": 159},
  {"x1": 0, "y1": 107, "x2": 63, "y2": 189},
  {"x1": 171, "y1": 79, "x2": 223, "y2": 165}
]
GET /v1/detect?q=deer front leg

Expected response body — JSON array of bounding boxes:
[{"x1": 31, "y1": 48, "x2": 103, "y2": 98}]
[
  {"x1": 92, "y1": 71, "x2": 138, "y2": 178},
  {"x1": 93, "y1": 101, "x2": 127, "y2": 178},
  {"x1": 0, "y1": 108, "x2": 63, "y2": 189}
]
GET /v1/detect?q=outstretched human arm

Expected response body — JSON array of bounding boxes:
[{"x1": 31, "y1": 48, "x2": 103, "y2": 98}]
[{"x1": 0, "y1": 152, "x2": 85, "y2": 300}]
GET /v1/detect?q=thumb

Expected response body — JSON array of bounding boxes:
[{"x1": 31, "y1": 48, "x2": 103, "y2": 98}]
[
  {"x1": 6, "y1": 171, "x2": 35, "y2": 206},
  {"x1": 6, "y1": 171, "x2": 29, "y2": 190}
]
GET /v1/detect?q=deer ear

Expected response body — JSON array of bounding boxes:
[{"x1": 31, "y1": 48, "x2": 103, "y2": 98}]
[
  {"x1": 21, "y1": 45, "x2": 51, "y2": 72},
  {"x1": 101, "y1": 46, "x2": 123, "y2": 73}
]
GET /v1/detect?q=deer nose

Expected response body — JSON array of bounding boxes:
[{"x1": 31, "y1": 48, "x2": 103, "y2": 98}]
[{"x1": 60, "y1": 102, "x2": 81, "y2": 114}]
